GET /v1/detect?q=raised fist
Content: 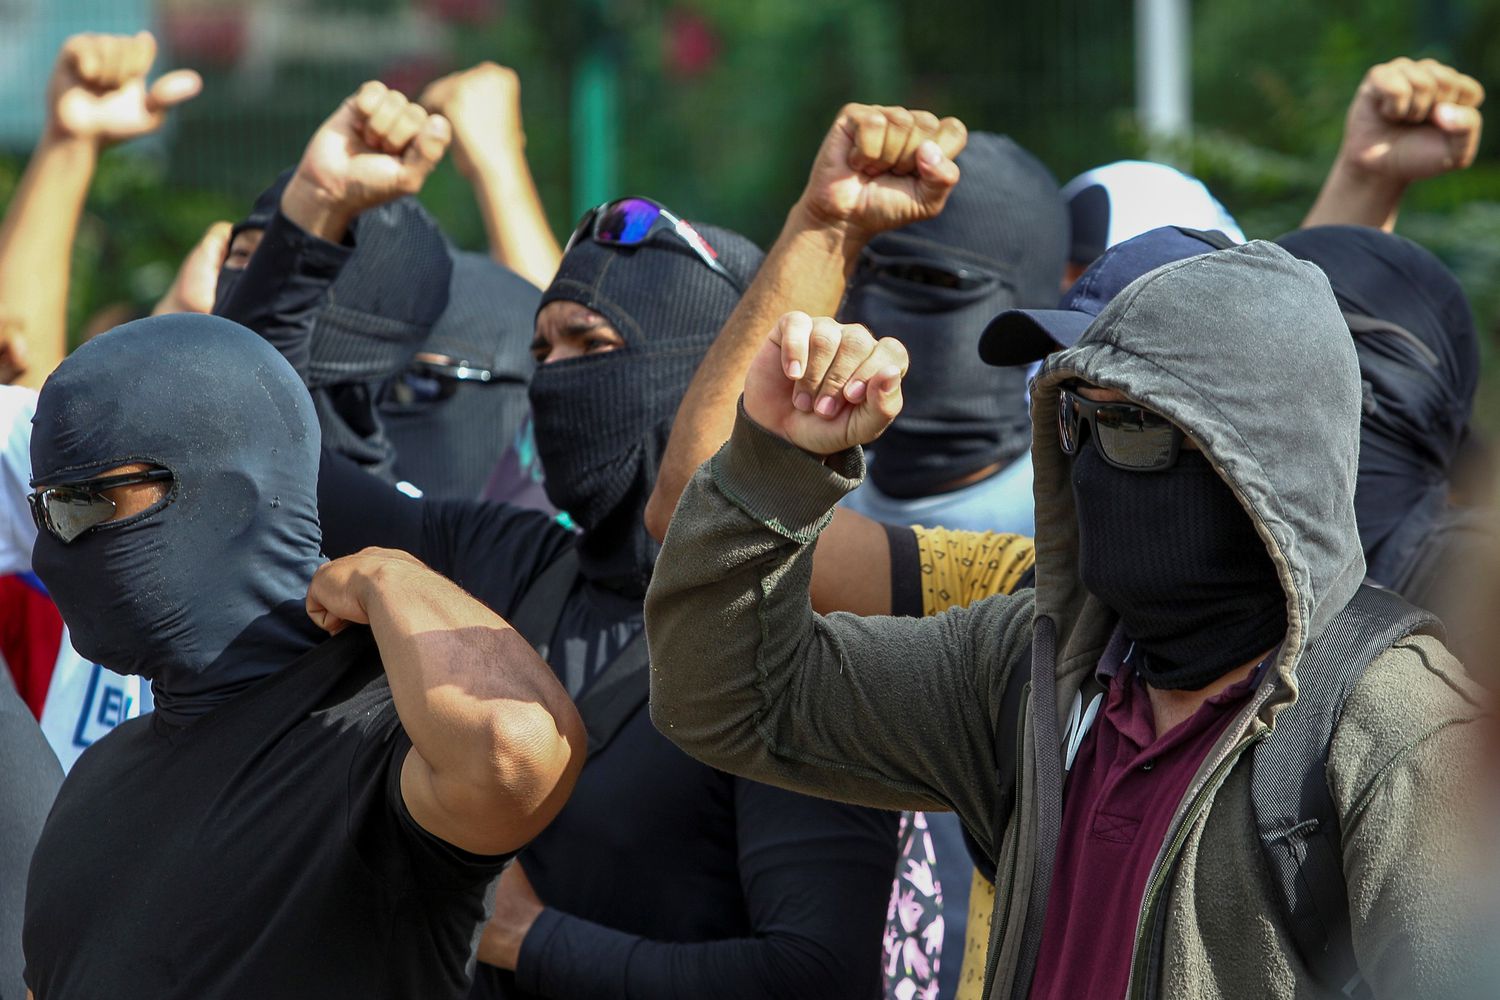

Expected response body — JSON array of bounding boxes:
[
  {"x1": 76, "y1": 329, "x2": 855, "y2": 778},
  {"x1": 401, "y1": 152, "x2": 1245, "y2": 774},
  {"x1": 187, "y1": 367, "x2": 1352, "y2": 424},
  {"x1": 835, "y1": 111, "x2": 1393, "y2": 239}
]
[
  {"x1": 419, "y1": 62, "x2": 524, "y2": 178},
  {"x1": 46, "y1": 31, "x2": 202, "y2": 147},
  {"x1": 283, "y1": 81, "x2": 451, "y2": 240},
  {"x1": 798, "y1": 104, "x2": 967, "y2": 242},
  {"x1": 1338, "y1": 57, "x2": 1484, "y2": 182},
  {"x1": 152, "y1": 221, "x2": 232, "y2": 316},
  {"x1": 743, "y1": 312, "x2": 907, "y2": 457}
]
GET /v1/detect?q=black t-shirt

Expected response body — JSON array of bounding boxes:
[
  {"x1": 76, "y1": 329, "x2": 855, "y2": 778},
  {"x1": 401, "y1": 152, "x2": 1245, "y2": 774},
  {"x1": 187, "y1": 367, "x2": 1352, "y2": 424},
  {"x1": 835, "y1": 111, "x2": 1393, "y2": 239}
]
[
  {"x1": 318, "y1": 453, "x2": 898, "y2": 999},
  {"x1": 23, "y1": 627, "x2": 511, "y2": 1000}
]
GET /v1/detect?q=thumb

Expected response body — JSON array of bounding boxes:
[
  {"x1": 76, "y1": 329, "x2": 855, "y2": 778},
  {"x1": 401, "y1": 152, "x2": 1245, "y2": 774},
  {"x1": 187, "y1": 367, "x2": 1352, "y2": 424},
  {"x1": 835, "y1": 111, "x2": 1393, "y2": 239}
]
[
  {"x1": 1432, "y1": 102, "x2": 1481, "y2": 135},
  {"x1": 145, "y1": 69, "x2": 203, "y2": 112},
  {"x1": 913, "y1": 141, "x2": 961, "y2": 210},
  {"x1": 403, "y1": 114, "x2": 452, "y2": 178}
]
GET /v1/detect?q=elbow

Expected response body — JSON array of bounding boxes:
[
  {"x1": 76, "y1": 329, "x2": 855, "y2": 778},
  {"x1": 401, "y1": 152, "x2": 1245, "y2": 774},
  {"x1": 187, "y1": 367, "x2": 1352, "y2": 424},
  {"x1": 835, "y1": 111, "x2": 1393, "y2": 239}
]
[{"x1": 481, "y1": 697, "x2": 586, "y2": 845}]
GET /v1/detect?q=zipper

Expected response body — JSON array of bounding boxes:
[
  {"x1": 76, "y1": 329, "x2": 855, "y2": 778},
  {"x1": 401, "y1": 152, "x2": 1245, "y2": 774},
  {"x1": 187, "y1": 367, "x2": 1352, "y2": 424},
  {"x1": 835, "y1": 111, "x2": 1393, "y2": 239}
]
[
  {"x1": 1124, "y1": 725, "x2": 1270, "y2": 1000},
  {"x1": 984, "y1": 682, "x2": 1033, "y2": 999}
]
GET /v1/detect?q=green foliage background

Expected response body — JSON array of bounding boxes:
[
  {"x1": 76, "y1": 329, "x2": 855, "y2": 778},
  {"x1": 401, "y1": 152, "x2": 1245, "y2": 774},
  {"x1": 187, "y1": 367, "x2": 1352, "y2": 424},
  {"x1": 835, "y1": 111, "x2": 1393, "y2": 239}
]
[{"x1": 3, "y1": 0, "x2": 1499, "y2": 421}]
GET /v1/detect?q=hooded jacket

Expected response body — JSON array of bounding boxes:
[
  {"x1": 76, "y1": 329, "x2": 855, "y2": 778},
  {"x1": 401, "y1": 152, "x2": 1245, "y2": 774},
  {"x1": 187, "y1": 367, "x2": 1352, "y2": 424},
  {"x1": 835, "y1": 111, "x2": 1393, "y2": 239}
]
[{"x1": 645, "y1": 241, "x2": 1488, "y2": 999}]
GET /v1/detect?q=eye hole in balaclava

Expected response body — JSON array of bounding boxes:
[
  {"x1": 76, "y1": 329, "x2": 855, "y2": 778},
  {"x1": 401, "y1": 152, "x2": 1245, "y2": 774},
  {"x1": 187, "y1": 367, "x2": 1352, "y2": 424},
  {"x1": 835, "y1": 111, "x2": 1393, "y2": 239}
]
[
  {"x1": 840, "y1": 132, "x2": 1069, "y2": 500},
  {"x1": 30, "y1": 313, "x2": 327, "y2": 727},
  {"x1": 527, "y1": 213, "x2": 764, "y2": 594}
]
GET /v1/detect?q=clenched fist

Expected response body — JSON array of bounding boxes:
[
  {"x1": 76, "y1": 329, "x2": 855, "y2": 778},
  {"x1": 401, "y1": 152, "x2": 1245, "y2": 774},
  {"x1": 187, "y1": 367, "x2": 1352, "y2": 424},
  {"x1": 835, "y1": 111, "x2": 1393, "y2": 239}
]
[
  {"x1": 743, "y1": 312, "x2": 908, "y2": 457},
  {"x1": 797, "y1": 104, "x2": 967, "y2": 242},
  {"x1": 282, "y1": 81, "x2": 452, "y2": 242},
  {"x1": 306, "y1": 547, "x2": 427, "y2": 634},
  {"x1": 46, "y1": 31, "x2": 202, "y2": 147},
  {"x1": 1337, "y1": 57, "x2": 1484, "y2": 182},
  {"x1": 419, "y1": 62, "x2": 525, "y2": 178}
]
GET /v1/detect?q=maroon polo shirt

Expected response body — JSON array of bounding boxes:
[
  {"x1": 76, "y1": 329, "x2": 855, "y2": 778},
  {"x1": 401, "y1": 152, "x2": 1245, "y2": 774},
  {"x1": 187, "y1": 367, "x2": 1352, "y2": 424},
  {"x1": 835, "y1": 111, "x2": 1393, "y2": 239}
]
[{"x1": 1028, "y1": 632, "x2": 1267, "y2": 1000}]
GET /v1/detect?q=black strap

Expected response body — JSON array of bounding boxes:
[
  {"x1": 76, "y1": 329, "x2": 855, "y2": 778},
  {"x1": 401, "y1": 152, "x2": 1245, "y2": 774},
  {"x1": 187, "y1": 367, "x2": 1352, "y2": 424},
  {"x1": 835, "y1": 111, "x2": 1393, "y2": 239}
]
[
  {"x1": 1250, "y1": 585, "x2": 1442, "y2": 998},
  {"x1": 506, "y1": 546, "x2": 649, "y2": 756},
  {"x1": 507, "y1": 548, "x2": 580, "y2": 659},
  {"x1": 574, "y1": 631, "x2": 650, "y2": 756}
]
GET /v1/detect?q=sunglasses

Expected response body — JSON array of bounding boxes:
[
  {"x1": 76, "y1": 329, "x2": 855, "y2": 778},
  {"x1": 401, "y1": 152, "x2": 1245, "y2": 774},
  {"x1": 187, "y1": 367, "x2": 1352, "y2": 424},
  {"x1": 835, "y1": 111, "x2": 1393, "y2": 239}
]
[
  {"x1": 856, "y1": 248, "x2": 995, "y2": 292},
  {"x1": 1058, "y1": 387, "x2": 1184, "y2": 472},
  {"x1": 565, "y1": 197, "x2": 745, "y2": 293},
  {"x1": 28, "y1": 468, "x2": 174, "y2": 543}
]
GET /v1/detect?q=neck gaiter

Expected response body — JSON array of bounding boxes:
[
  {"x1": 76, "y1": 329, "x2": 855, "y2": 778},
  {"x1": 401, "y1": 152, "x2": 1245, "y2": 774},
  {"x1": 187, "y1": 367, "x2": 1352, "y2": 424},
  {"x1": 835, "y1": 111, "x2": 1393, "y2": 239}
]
[{"x1": 1071, "y1": 442, "x2": 1286, "y2": 690}]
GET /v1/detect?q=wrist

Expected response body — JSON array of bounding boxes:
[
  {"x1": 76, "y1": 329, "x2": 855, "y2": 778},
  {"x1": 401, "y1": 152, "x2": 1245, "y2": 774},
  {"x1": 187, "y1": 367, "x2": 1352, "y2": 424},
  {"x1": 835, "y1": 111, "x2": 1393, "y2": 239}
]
[
  {"x1": 280, "y1": 175, "x2": 355, "y2": 244},
  {"x1": 1327, "y1": 152, "x2": 1408, "y2": 202},
  {"x1": 34, "y1": 129, "x2": 100, "y2": 170},
  {"x1": 783, "y1": 199, "x2": 871, "y2": 271},
  {"x1": 462, "y1": 137, "x2": 528, "y2": 183}
]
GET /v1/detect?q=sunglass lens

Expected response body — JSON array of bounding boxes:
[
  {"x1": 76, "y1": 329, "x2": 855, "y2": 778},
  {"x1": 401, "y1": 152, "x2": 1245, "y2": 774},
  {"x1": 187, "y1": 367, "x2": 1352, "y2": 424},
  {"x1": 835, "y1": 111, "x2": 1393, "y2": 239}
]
[
  {"x1": 39, "y1": 489, "x2": 117, "y2": 543},
  {"x1": 594, "y1": 198, "x2": 661, "y2": 245},
  {"x1": 1093, "y1": 405, "x2": 1176, "y2": 470}
]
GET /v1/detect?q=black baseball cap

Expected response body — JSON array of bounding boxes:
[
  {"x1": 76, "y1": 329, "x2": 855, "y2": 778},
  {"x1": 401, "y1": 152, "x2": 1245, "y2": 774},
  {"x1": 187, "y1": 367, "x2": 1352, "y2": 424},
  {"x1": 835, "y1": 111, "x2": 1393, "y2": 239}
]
[{"x1": 977, "y1": 226, "x2": 1238, "y2": 367}]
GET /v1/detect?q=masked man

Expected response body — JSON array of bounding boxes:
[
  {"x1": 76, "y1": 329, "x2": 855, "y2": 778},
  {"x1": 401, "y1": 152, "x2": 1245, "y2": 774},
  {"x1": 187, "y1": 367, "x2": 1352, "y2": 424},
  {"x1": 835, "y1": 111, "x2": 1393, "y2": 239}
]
[
  {"x1": 646, "y1": 240, "x2": 1489, "y2": 999},
  {"x1": 20, "y1": 83, "x2": 584, "y2": 1000}
]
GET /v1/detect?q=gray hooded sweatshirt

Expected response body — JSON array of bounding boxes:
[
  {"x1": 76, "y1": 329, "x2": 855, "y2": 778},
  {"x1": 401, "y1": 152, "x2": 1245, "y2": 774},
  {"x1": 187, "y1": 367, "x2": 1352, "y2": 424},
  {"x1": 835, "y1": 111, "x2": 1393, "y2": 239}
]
[{"x1": 645, "y1": 241, "x2": 1489, "y2": 999}]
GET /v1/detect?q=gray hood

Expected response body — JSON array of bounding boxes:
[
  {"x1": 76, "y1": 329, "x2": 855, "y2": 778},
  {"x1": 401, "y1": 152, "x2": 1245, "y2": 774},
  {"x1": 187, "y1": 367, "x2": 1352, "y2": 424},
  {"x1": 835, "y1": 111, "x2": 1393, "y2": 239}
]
[{"x1": 1029, "y1": 240, "x2": 1366, "y2": 720}]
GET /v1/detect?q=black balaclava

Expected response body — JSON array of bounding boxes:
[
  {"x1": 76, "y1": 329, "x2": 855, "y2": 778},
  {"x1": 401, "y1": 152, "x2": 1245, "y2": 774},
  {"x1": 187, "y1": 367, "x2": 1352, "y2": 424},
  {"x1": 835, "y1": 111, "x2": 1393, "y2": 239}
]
[
  {"x1": 305, "y1": 197, "x2": 452, "y2": 481},
  {"x1": 1276, "y1": 226, "x2": 1479, "y2": 589},
  {"x1": 1071, "y1": 444, "x2": 1287, "y2": 690},
  {"x1": 381, "y1": 251, "x2": 540, "y2": 499},
  {"x1": 530, "y1": 218, "x2": 762, "y2": 596},
  {"x1": 217, "y1": 172, "x2": 453, "y2": 483},
  {"x1": 841, "y1": 132, "x2": 1067, "y2": 498},
  {"x1": 30, "y1": 314, "x2": 326, "y2": 726},
  {"x1": 215, "y1": 168, "x2": 291, "y2": 307}
]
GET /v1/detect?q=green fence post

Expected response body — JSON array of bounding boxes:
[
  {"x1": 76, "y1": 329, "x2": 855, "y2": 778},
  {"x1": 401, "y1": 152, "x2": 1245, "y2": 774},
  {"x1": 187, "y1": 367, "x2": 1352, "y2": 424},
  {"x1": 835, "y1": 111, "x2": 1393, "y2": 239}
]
[{"x1": 571, "y1": 4, "x2": 619, "y2": 218}]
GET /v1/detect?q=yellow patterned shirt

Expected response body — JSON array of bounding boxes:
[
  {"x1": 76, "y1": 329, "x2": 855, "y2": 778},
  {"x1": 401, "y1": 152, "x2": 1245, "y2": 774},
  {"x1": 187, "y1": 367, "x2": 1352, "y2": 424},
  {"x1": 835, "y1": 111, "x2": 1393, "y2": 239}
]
[{"x1": 889, "y1": 526, "x2": 1033, "y2": 1000}]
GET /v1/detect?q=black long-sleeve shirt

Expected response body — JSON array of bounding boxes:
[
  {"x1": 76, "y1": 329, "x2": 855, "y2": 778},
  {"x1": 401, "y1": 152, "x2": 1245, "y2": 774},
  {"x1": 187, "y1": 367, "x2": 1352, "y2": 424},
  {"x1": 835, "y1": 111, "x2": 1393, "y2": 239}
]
[{"x1": 227, "y1": 216, "x2": 899, "y2": 999}]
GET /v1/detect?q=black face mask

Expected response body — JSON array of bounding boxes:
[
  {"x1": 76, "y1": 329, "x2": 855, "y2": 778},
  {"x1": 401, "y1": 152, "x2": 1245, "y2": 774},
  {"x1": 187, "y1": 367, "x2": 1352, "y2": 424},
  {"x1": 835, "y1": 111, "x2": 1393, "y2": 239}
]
[
  {"x1": 843, "y1": 269, "x2": 1031, "y2": 497},
  {"x1": 30, "y1": 314, "x2": 326, "y2": 726},
  {"x1": 530, "y1": 219, "x2": 763, "y2": 595},
  {"x1": 380, "y1": 252, "x2": 539, "y2": 500},
  {"x1": 1071, "y1": 442, "x2": 1287, "y2": 690}
]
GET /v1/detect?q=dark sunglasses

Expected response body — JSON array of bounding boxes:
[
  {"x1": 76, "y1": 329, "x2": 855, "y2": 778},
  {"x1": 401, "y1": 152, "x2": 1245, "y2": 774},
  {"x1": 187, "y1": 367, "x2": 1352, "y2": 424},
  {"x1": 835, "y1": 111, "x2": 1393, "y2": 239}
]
[
  {"x1": 1058, "y1": 387, "x2": 1184, "y2": 472},
  {"x1": 565, "y1": 197, "x2": 745, "y2": 293},
  {"x1": 856, "y1": 248, "x2": 995, "y2": 292},
  {"x1": 28, "y1": 468, "x2": 174, "y2": 543}
]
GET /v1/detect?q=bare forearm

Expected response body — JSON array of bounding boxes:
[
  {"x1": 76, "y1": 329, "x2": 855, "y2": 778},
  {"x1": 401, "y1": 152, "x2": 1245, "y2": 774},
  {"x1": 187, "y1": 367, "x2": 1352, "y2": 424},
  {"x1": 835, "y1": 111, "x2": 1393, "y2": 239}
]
[
  {"x1": 1303, "y1": 157, "x2": 1406, "y2": 232},
  {"x1": 646, "y1": 205, "x2": 865, "y2": 537},
  {"x1": 468, "y1": 152, "x2": 561, "y2": 289},
  {"x1": 0, "y1": 135, "x2": 97, "y2": 388},
  {"x1": 358, "y1": 561, "x2": 583, "y2": 834}
]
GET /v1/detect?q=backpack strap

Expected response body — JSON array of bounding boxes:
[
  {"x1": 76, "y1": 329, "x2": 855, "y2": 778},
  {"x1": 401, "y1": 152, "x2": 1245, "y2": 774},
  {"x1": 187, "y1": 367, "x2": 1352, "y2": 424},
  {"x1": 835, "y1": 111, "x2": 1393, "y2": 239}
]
[
  {"x1": 506, "y1": 546, "x2": 648, "y2": 756},
  {"x1": 507, "y1": 547, "x2": 581, "y2": 660},
  {"x1": 1251, "y1": 585, "x2": 1442, "y2": 999},
  {"x1": 573, "y1": 631, "x2": 650, "y2": 756}
]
